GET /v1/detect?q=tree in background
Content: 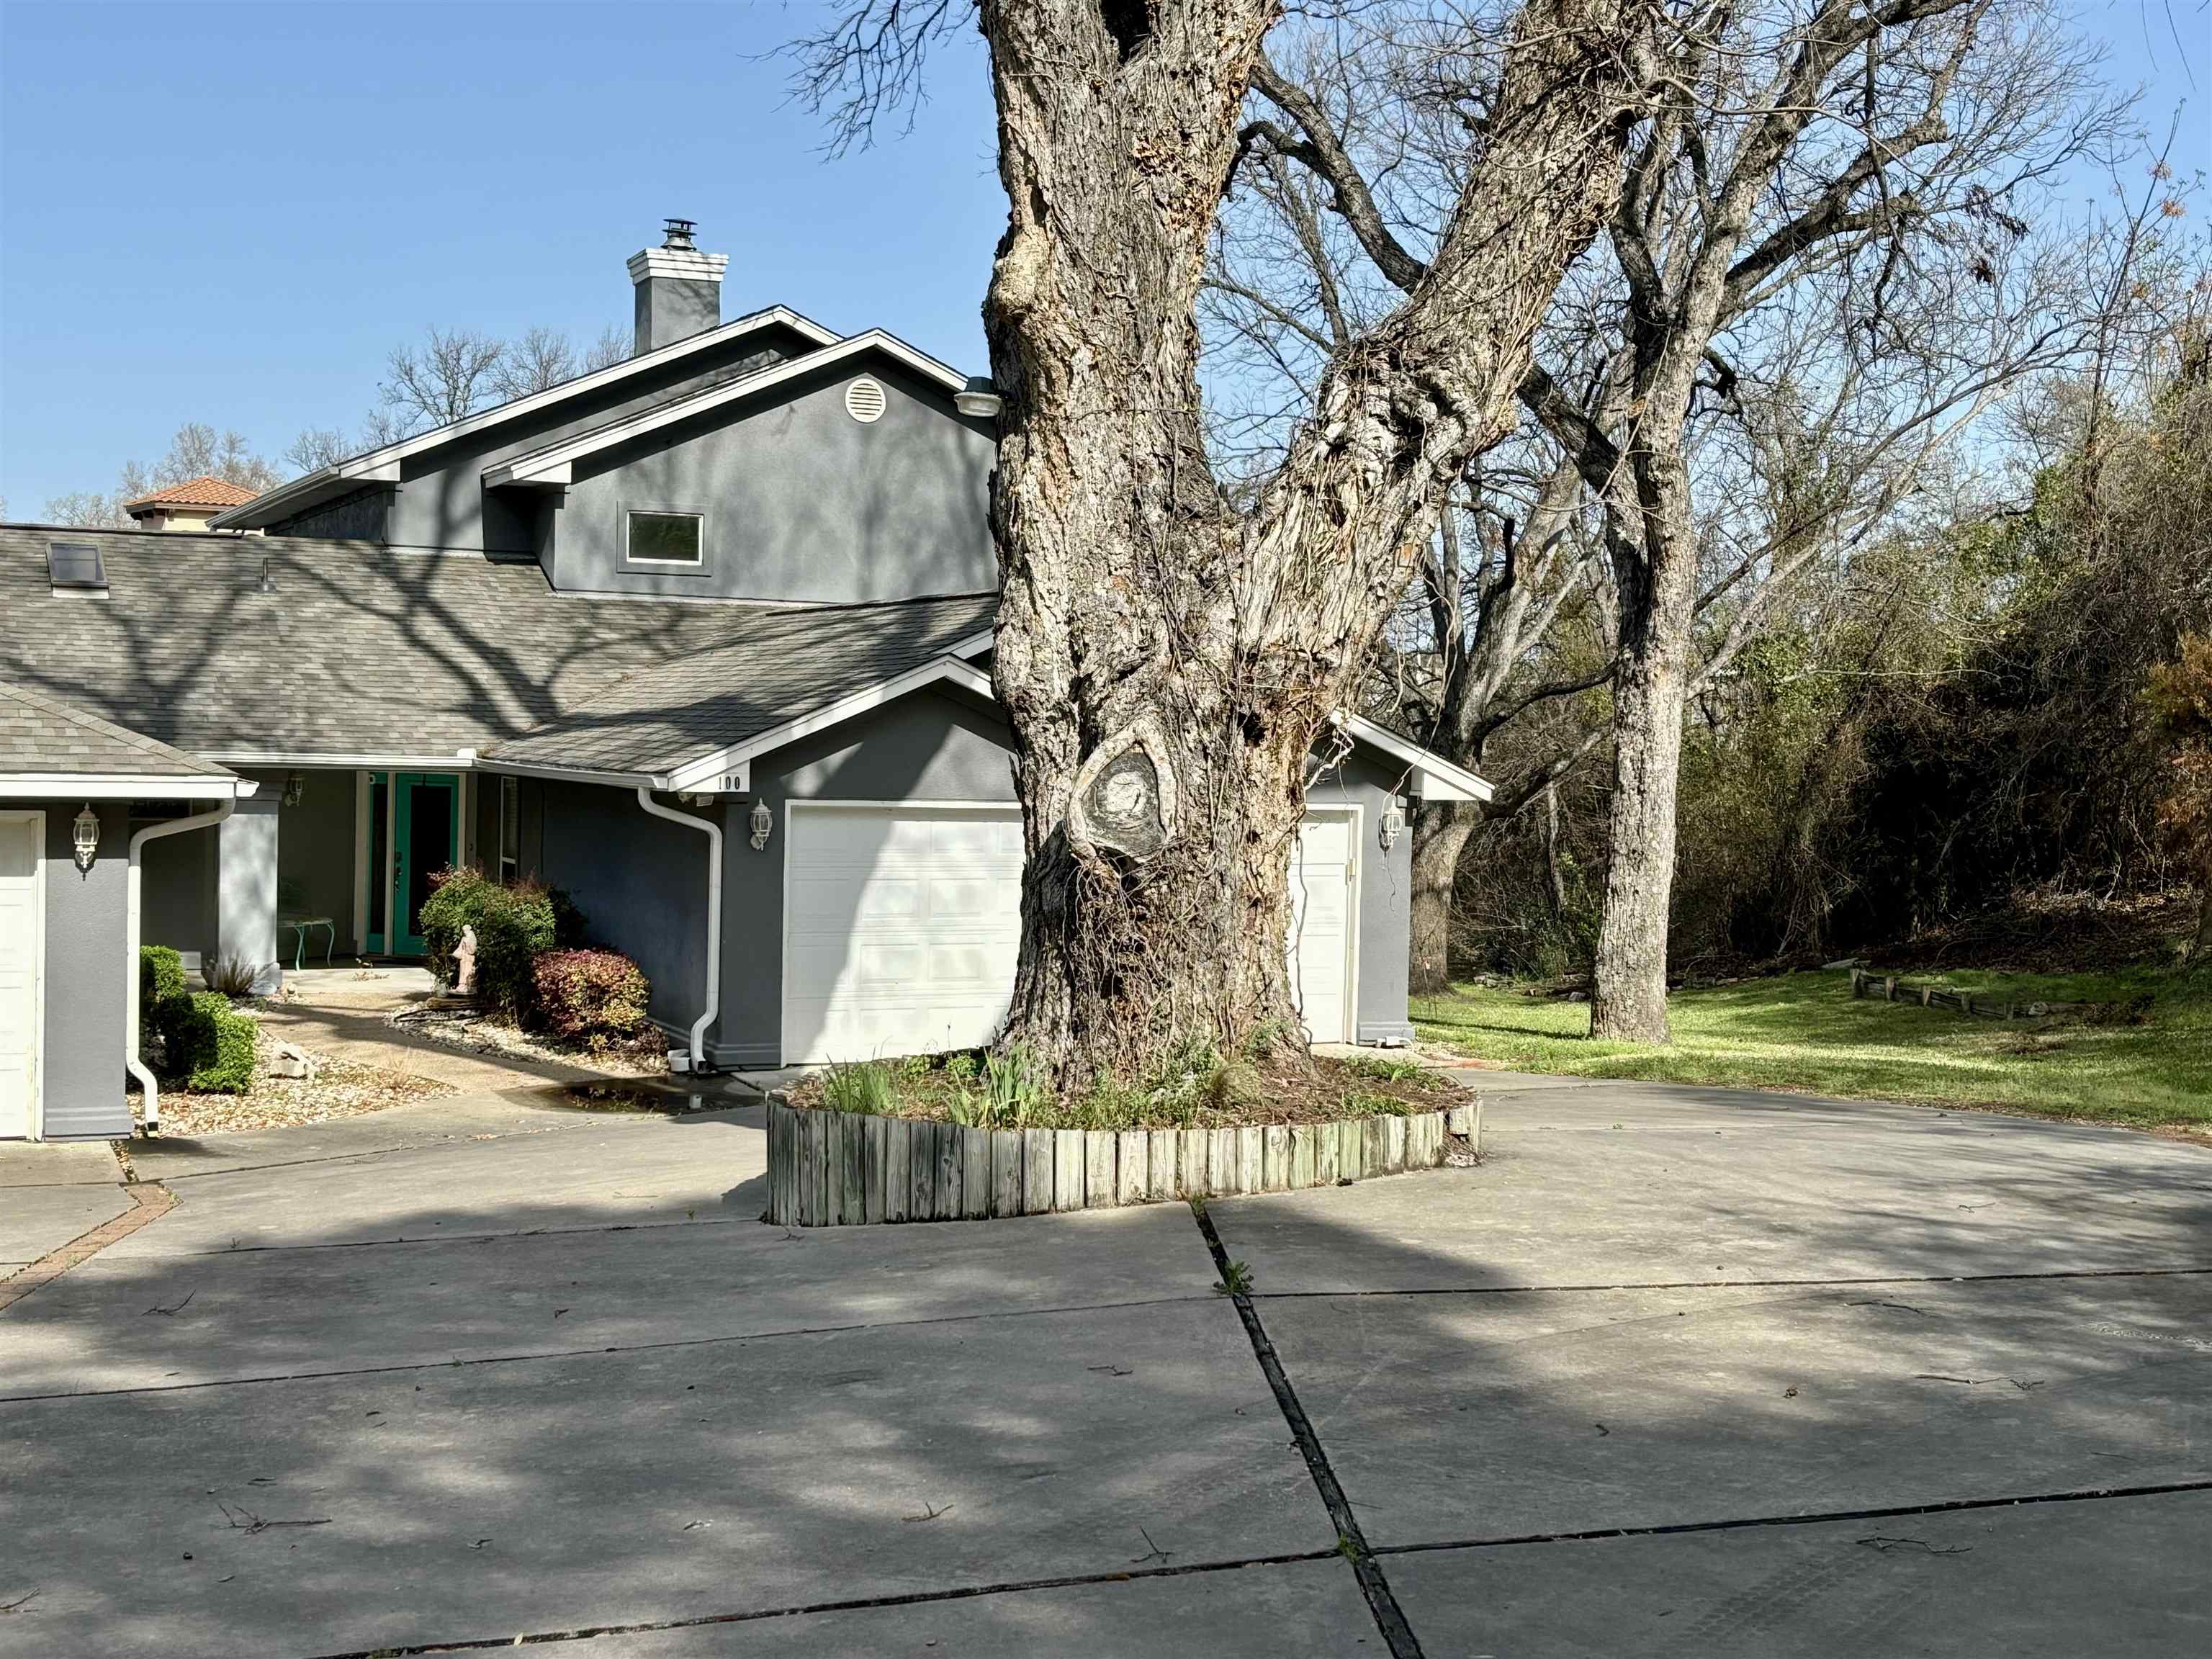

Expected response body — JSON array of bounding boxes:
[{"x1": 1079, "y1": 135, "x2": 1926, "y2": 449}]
[
  {"x1": 37, "y1": 322, "x2": 635, "y2": 525},
  {"x1": 42, "y1": 422, "x2": 284, "y2": 527},
  {"x1": 2147, "y1": 634, "x2": 2212, "y2": 960}
]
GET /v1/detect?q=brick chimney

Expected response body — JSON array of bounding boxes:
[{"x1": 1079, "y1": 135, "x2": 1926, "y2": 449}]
[{"x1": 627, "y1": 218, "x2": 727, "y2": 356}]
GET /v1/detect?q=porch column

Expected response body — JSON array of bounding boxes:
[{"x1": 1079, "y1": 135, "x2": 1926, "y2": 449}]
[{"x1": 215, "y1": 793, "x2": 282, "y2": 993}]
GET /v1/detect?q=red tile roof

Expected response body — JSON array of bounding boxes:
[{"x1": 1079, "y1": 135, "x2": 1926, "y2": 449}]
[{"x1": 122, "y1": 475, "x2": 261, "y2": 511}]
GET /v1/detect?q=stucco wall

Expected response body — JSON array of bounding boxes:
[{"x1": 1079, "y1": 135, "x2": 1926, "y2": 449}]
[
  {"x1": 381, "y1": 331, "x2": 810, "y2": 557},
  {"x1": 528, "y1": 692, "x2": 1420, "y2": 1069},
  {"x1": 544, "y1": 356, "x2": 997, "y2": 605},
  {"x1": 2, "y1": 802, "x2": 131, "y2": 1138},
  {"x1": 140, "y1": 814, "x2": 216, "y2": 962},
  {"x1": 534, "y1": 780, "x2": 722, "y2": 1046}
]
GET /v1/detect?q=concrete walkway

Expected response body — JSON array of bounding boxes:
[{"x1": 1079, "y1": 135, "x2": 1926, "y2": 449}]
[{"x1": 1, "y1": 1075, "x2": 2206, "y2": 1655}]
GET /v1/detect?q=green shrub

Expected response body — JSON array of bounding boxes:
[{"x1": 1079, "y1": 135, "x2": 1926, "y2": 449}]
[
  {"x1": 139, "y1": 943, "x2": 186, "y2": 1012},
  {"x1": 418, "y1": 865, "x2": 559, "y2": 1020},
  {"x1": 823, "y1": 1058, "x2": 894, "y2": 1115},
  {"x1": 173, "y1": 992, "x2": 257, "y2": 1094},
  {"x1": 533, "y1": 949, "x2": 650, "y2": 1050}
]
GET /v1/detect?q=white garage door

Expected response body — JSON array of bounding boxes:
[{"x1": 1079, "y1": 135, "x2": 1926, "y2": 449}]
[
  {"x1": 1288, "y1": 812, "x2": 1355, "y2": 1044},
  {"x1": 781, "y1": 802, "x2": 1359, "y2": 1064},
  {"x1": 783, "y1": 806, "x2": 1026, "y2": 1064},
  {"x1": 0, "y1": 814, "x2": 43, "y2": 1141}
]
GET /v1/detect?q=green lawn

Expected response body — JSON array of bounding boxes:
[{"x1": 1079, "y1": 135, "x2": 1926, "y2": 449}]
[{"x1": 1412, "y1": 967, "x2": 2212, "y2": 1129}]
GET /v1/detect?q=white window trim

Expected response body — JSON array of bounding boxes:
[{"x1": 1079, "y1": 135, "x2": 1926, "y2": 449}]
[
  {"x1": 0, "y1": 810, "x2": 47, "y2": 1141},
  {"x1": 623, "y1": 505, "x2": 709, "y2": 572}
]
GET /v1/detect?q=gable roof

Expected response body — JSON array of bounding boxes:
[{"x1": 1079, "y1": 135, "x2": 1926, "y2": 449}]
[
  {"x1": 485, "y1": 330, "x2": 974, "y2": 488},
  {"x1": 0, "y1": 677, "x2": 247, "y2": 798},
  {"x1": 207, "y1": 304, "x2": 840, "y2": 530},
  {"x1": 0, "y1": 523, "x2": 992, "y2": 764},
  {"x1": 122, "y1": 476, "x2": 259, "y2": 512},
  {"x1": 481, "y1": 596, "x2": 998, "y2": 785}
]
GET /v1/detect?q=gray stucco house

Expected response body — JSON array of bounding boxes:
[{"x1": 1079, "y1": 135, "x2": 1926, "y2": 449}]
[{"x1": 0, "y1": 221, "x2": 1488, "y2": 1139}]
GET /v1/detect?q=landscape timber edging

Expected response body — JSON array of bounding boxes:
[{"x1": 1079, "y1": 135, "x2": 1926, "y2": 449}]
[{"x1": 763, "y1": 1098, "x2": 1481, "y2": 1227}]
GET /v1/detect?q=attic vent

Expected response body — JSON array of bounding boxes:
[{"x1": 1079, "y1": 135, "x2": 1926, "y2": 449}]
[
  {"x1": 844, "y1": 377, "x2": 887, "y2": 424},
  {"x1": 48, "y1": 540, "x2": 107, "y2": 595}
]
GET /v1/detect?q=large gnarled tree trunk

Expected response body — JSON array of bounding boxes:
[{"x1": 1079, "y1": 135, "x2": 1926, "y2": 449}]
[{"x1": 979, "y1": 0, "x2": 1660, "y2": 1083}]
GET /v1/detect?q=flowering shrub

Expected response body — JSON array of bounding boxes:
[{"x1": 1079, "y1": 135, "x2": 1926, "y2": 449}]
[{"x1": 532, "y1": 949, "x2": 652, "y2": 1051}]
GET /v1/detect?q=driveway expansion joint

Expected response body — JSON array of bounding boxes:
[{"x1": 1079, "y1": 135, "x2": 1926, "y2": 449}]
[
  {"x1": 1251, "y1": 1263, "x2": 2212, "y2": 1300},
  {"x1": 289, "y1": 1547, "x2": 1348, "y2": 1658},
  {"x1": 1369, "y1": 1476, "x2": 2212, "y2": 1557},
  {"x1": 1191, "y1": 1201, "x2": 1426, "y2": 1659}
]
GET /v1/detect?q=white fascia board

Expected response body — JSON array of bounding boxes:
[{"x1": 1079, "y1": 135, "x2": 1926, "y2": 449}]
[
  {"x1": 487, "y1": 331, "x2": 974, "y2": 488},
  {"x1": 474, "y1": 757, "x2": 671, "y2": 791},
  {"x1": 948, "y1": 628, "x2": 995, "y2": 660},
  {"x1": 210, "y1": 306, "x2": 840, "y2": 528},
  {"x1": 203, "y1": 750, "x2": 478, "y2": 770},
  {"x1": 0, "y1": 774, "x2": 253, "y2": 800},
  {"x1": 664, "y1": 655, "x2": 994, "y2": 793},
  {"x1": 1339, "y1": 714, "x2": 1494, "y2": 803}
]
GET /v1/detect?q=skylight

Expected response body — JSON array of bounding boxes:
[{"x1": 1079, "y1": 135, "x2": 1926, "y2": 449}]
[{"x1": 47, "y1": 541, "x2": 107, "y2": 594}]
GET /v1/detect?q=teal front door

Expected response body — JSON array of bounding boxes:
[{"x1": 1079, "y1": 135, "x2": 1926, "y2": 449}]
[{"x1": 392, "y1": 773, "x2": 459, "y2": 957}]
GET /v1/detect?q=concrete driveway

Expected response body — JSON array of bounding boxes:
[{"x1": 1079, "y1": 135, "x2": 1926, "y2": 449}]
[{"x1": 1, "y1": 1075, "x2": 2207, "y2": 1656}]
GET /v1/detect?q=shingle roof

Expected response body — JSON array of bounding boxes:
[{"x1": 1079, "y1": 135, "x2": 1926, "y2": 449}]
[
  {"x1": 484, "y1": 593, "x2": 997, "y2": 776},
  {"x1": 0, "y1": 678, "x2": 237, "y2": 778},
  {"x1": 122, "y1": 476, "x2": 261, "y2": 511},
  {"x1": 0, "y1": 524, "x2": 994, "y2": 765}
]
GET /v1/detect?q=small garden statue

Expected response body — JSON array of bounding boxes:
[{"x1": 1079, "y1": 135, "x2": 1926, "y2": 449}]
[{"x1": 454, "y1": 924, "x2": 478, "y2": 996}]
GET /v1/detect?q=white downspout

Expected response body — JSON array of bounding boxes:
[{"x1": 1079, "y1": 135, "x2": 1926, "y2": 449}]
[
  {"x1": 634, "y1": 785, "x2": 722, "y2": 1074},
  {"x1": 127, "y1": 796, "x2": 240, "y2": 1133}
]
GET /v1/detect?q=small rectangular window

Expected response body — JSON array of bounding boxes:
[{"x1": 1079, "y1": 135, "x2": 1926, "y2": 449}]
[
  {"x1": 498, "y1": 775, "x2": 521, "y2": 883},
  {"x1": 626, "y1": 509, "x2": 703, "y2": 567}
]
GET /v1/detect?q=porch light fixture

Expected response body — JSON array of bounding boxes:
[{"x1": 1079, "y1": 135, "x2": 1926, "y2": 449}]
[
  {"x1": 748, "y1": 798, "x2": 773, "y2": 851},
  {"x1": 73, "y1": 804, "x2": 100, "y2": 871},
  {"x1": 1378, "y1": 799, "x2": 1405, "y2": 851},
  {"x1": 282, "y1": 770, "x2": 306, "y2": 808}
]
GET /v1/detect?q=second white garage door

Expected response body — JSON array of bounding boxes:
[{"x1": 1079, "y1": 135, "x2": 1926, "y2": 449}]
[{"x1": 781, "y1": 802, "x2": 1359, "y2": 1064}]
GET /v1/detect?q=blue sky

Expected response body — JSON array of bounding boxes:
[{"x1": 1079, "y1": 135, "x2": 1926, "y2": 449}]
[{"x1": 0, "y1": 1, "x2": 2202, "y2": 518}]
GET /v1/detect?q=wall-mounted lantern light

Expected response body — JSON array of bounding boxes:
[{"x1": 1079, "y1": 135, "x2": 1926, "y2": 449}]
[
  {"x1": 1378, "y1": 798, "x2": 1406, "y2": 852},
  {"x1": 73, "y1": 803, "x2": 100, "y2": 871},
  {"x1": 748, "y1": 798, "x2": 774, "y2": 851},
  {"x1": 282, "y1": 770, "x2": 306, "y2": 808}
]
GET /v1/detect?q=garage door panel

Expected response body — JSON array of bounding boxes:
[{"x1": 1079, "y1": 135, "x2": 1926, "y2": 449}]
[
  {"x1": 784, "y1": 804, "x2": 1355, "y2": 1065},
  {"x1": 784, "y1": 807, "x2": 1026, "y2": 1064}
]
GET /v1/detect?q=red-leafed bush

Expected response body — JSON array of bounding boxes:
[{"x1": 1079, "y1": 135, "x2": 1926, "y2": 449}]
[{"x1": 532, "y1": 949, "x2": 652, "y2": 1050}]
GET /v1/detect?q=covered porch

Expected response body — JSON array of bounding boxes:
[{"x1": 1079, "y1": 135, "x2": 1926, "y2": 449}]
[{"x1": 140, "y1": 763, "x2": 507, "y2": 989}]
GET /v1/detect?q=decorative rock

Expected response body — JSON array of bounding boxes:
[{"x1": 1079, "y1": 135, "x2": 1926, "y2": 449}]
[{"x1": 267, "y1": 1041, "x2": 314, "y2": 1079}]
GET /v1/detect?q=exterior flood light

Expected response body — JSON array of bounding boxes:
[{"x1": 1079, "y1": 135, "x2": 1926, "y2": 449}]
[
  {"x1": 73, "y1": 803, "x2": 100, "y2": 871},
  {"x1": 749, "y1": 798, "x2": 773, "y2": 851}
]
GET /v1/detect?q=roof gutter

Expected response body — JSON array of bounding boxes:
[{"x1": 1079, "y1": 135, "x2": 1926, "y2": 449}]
[
  {"x1": 127, "y1": 800, "x2": 238, "y2": 1133},
  {"x1": 634, "y1": 786, "x2": 721, "y2": 1075}
]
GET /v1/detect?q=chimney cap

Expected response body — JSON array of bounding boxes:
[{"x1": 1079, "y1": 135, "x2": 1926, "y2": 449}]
[{"x1": 662, "y1": 217, "x2": 698, "y2": 250}]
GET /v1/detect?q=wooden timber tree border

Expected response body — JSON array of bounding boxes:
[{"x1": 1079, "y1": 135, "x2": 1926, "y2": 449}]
[
  {"x1": 764, "y1": 1100, "x2": 1482, "y2": 1228},
  {"x1": 1848, "y1": 968, "x2": 2144, "y2": 1023}
]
